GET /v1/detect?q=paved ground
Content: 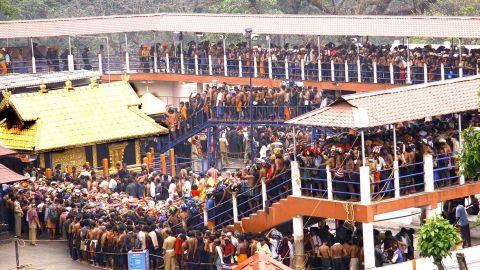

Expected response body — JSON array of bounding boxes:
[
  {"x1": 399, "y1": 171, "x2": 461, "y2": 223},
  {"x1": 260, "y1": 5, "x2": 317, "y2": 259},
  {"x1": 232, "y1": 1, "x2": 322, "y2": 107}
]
[{"x1": 0, "y1": 236, "x2": 94, "y2": 270}]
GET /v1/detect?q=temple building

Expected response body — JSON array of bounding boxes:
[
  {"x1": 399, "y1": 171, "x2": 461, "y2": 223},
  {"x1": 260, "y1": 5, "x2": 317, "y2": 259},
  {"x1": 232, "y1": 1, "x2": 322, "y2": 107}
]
[{"x1": 0, "y1": 77, "x2": 168, "y2": 172}]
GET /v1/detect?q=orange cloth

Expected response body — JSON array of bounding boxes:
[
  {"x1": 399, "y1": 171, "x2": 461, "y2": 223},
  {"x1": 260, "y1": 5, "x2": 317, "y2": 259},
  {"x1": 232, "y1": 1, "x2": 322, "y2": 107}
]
[
  {"x1": 0, "y1": 63, "x2": 7, "y2": 74},
  {"x1": 238, "y1": 253, "x2": 248, "y2": 263}
]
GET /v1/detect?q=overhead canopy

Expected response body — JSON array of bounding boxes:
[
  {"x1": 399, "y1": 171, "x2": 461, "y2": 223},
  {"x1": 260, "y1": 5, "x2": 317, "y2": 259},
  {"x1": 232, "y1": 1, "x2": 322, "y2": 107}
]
[
  {"x1": 0, "y1": 163, "x2": 27, "y2": 184},
  {"x1": 2, "y1": 13, "x2": 480, "y2": 39},
  {"x1": 0, "y1": 70, "x2": 99, "y2": 90},
  {"x1": 140, "y1": 92, "x2": 167, "y2": 116},
  {"x1": 286, "y1": 76, "x2": 480, "y2": 129},
  {"x1": 0, "y1": 145, "x2": 16, "y2": 157},
  {"x1": 235, "y1": 252, "x2": 292, "y2": 270}
]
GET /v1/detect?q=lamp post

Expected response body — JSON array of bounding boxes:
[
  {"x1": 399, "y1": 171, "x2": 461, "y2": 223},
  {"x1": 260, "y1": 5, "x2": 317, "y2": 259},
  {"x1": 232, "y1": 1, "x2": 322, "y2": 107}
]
[{"x1": 245, "y1": 28, "x2": 255, "y2": 164}]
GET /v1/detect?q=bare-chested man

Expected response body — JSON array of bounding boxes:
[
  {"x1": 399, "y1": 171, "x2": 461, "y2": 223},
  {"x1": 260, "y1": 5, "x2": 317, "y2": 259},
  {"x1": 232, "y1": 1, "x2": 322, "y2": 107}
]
[
  {"x1": 184, "y1": 231, "x2": 198, "y2": 270},
  {"x1": 318, "y1": 239, "x2": 331, "y2": 270},
  {"x1": 331, "y1": 240, "x2": 347, "y2": 270}
]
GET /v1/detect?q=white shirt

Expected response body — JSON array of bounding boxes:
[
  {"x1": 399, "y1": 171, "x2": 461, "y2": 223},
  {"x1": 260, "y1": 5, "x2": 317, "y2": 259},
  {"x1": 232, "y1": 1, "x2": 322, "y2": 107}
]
[
  {"x1": 150, "y1": 182, "x2": 156, "y2": 198},
  {"x1": 376, "y1": 156, "x2": 386, "y2": 171},
  {"x1": 138, "y1": 231, "x2": 146, "y2": 249},
  {"x1": 269, "y1": 238, "x2": 279, "y2": 259},
  {"x1": 168, "y1": 182, "x2": 177, "y2": 200},
  {"x1": 108, "y1": 178, "x2": 117, "y2": 190},
  {"x1": 216, "y1": 92, "x2": 223, "y2": 106},
  {"x1": 183, "y1": 180, "x2": 192, "y2": 197}
]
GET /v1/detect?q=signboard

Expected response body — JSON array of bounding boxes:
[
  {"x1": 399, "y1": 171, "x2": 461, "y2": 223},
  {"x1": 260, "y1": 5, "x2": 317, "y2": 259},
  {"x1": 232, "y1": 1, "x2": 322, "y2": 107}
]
[{"x1": 128, "y1": 250, "x2": 149, "y2": 270}]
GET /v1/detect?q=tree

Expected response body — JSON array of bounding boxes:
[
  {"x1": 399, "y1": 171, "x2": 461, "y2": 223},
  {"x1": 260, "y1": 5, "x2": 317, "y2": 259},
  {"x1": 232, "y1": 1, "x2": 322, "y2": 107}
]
[
  {"x1": 458, "y1": 127, "x2": 480, "y2": 180},
  {"x1": 417, "y1": 215, "x2": 460, "y2": 270},
  {"x1": 0, "y1": 0, "x2": 19, "y2": 18}
]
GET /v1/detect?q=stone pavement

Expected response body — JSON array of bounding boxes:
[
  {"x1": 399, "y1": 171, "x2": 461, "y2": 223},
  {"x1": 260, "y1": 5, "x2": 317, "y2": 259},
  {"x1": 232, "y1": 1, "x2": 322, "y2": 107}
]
[{"x1": 0, "y1": 238, "x2": 94, "y2": 270}]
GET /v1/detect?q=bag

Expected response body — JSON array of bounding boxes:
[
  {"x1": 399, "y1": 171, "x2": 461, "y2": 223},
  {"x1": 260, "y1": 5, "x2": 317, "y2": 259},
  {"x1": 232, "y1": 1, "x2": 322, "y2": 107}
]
[{"x1": 49, "y1": 207, "x2": 58, "y2": 221}]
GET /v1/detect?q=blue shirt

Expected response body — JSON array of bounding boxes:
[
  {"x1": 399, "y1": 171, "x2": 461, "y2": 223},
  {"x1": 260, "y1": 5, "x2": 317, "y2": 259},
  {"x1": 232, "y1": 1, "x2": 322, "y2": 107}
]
[{"x1": 456, "y1": 205, "x2": 469, "y2": 226}]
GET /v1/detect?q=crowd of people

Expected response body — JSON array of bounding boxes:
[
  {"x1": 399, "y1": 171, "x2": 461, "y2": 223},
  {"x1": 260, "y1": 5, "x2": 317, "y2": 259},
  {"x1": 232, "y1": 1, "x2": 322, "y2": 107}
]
[{"x1": 2, "y1": 39, "x2": 479, "y2": 85}]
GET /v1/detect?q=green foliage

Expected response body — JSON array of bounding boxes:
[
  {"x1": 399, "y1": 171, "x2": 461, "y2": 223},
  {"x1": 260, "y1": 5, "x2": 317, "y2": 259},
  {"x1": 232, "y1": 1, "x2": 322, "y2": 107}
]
[
  {"x1": 0, "y1": 0, "x2": 19, "y2": 18},
  {"x1": 457, "y1": 126, "x2": 480, "y2": 180},
  {"x1": 418, "y1": 215, "x2": 460, "y2": 263}
]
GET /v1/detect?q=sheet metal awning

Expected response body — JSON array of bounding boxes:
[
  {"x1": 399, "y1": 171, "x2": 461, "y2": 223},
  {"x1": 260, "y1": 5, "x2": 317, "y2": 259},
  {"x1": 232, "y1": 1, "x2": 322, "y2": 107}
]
[
  {"x1": 286, "y1": 76, "x2": 480, "y2": 128},
  {"x1": 0, "y1": 70, "x2": 99, "y2": 90},
  {"x1": 2, "y1": 13, "x2": 480, "y2": 39}
]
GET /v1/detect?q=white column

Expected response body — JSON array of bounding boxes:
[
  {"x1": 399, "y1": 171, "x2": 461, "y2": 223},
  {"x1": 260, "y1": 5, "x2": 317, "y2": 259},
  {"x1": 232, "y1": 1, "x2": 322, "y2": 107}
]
[
  {"x1": 253, "y1": 56, "x2": 258, "y2": 78},
  {"x1": 477, "y1": 65, "x2": 479, "y2": 75},
  {"x1": 194, "y1": 54, "x2": 199, "y2": 75},
  {"x1": 440, "y1": 63, "x2": 445, "y2": 80},
  {"x1": 357, "y1": 58, "x2": 361, "y2": 83},
  {"x1": 153, "y1": 52, "x2": 158, "y2": 73},
  {"x1": 393, "y1": 125, "x2": 400, "y2": 198},
  {"x1": 424, "y1": 154, "x2": 434, "y2": 192},
  {"x1": 291, "y1": 161, "x2": 302, "y2": 197},
  {"x1": 284, "y1": 59, "x2": 289, "y2": 80},
  {"x1": 125, "y1": 52, "x2": 130, "y2": 73},
  {"x1": 180, "y1": 53, "x2": 185, "y2": 74},
  {"x1": 363, "y1": 222, "x2": 376, "y2": 270},
  {"x1": 292, "y1": 215, "x2": 305, "y2": 270},
  {"x1": 326, "y1": 165, "x2": 333, "y2": 200},
  {"x1": 68, "y1": 54, "x2": 74, "y2": 72},
  {"x1": 208, "y1": 55, "x2": 213, "y2": 76},
  {"x1": 373, "y1": 61, "x2": 378, "y2": 83},
  {"x1": 389, "y1": 62, "x2": 394, "y2": 84},
  {"x1": 360, "y1": 166, "x2": 371, "y2": 205},
  {"x1": 459, "y1": 114, "x2": 465, "y2": 185},
  {"x1": 344, "y1": 61, "x2": 349, "y2": 82},
  {"x1": 98, "y1": 54, "x2": 103, "y2": 75},
  {"x1": 223, "y1": 54, "x2": 228, "y2": 76},
  {"x1": 232, "y1": 192, "x2": 239, "y2": 222},
  {"x1": 330, "y1": 60, "x2": 335, "y2": 82},
  {"x1": 268, "y1": 57, "x2": 273, "y2": 79},
  {"x1": 31, "y1": 57, "x2": 36, "y2": 74},
  {"x1": 459, "y1": 66, "x2": 464, "y2": 78},
  {"x1": 318, "y1": 59, "x2": 322, "y2": 81},
  {"x1": 423, "y1": 63, "x2": 428, "y2": 83},
  {"x1": 406, "y1": 60, "x2": 412, "y2": 84},
  {"x1": 261, "y1": 179, "x2": 267, "y2": 210},
  {"x1": 238, "y1": 56, "x2": 243, "y2": 77},
  {"x1": 203, "y1": 207, "x2": 208, "y2": 227},
  {"x1": 165, "y1": 53, "x2": 170, "y2": 73},
  {"x1": 301, "y1": 59, "x2": 305, "y2": 81}
]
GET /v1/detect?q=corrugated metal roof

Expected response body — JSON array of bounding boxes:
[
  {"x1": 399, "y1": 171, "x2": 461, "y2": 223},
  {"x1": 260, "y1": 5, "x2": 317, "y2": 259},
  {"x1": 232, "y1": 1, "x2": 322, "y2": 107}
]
[
  {"x1": 286, "y1": 76, "x2": 480, "y2": 128},
  {"x1": 0, "y1": 163, "x2": 28, "y2": 184},
  {"x1": 2, "y1": 13, "x2": 480, "y2": 38},
  {"x1": 0, "y1": 81, "x2": 168, "y2": 152}
]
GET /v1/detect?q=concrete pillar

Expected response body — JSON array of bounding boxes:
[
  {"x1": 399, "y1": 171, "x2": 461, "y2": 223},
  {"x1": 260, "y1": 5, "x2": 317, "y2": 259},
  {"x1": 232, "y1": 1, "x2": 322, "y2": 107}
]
[
  {"x1": 238, "y1": 56, "x2": 242, "y2": 77},
  {"x1": 68, "y1": 54, "x2": 74, "y2": 72},
  {"x1": 459, "y1": 66, "x2": 464, "y2": 78},
  {"x1": 169, "y1": 148, "x2": 176, "y2": 177},
  {"x1": 102, "y1": 158, "x2": 109, "y2": 178},
  {"x1": 261, "y1": 179, "x2": 267, "y2": 210},
  {"x1": 160, "y1": 154, "x2": 167, "y2": 175},
  {"x1": 424, "y1": 154, "x2": 434, "y2": 192},
  {"x1": 360, "y1": 166, "x2": 371, "y2": 205},
  {"x1": 98, "y1": 54, "x2": 103, "y2": 75},
  {"x1": 373, "y1": 61, "x2": 378, "y2": 83},
  {"x1": 458, "y1": 113, "x2": 466, "y2": 185},
  {"x1": 253, "y1": 56, "x2": 258, "y2": 78},
  {"x1": 441, "y1": 63, "x2": 445, "y2": 80},
  {"x1": 180, "y1": 53, "x2": 185, "y2": 74},
  {"x1": 330, "y1": 60, "x2": 335, "y2": 82},
  {"x1": 284, "y1": 59, "x2": 289, "y2": 80},
  {"x1": 389, "y1": 62, "x2": 394, "y2": 84},
  {"x1": 31, "y1": 57, "x2": 36, "y2": 74},
  {"x1": 301, "y1": 59, "x2": 305, "y2": 80},
  {"x1": 232, "y1": 192, "x2": 239, "y2": 222},
  {"x1": 194, "y1": 54, "x2": 199, "y2": 75},
  {"x1": 291, "y1": 161, "x2": 301, "y2": 196},
  {"x1": 153, "y1": 52, "x2": 158, "y2": 73},
  {"x1": 125, "y1": 52, "x2": 130, "y2": 73},
  {"x1": 268, "y1": 57, "x2": 273, "y2": 79},
  {"x1": 203, "y1": 206, "x2": 208, "y2": 227},
  {"x1": 345, "y1": 60, "x2": 349, "y2": 82},
  {"x1": 208, "y1": 55, "x2": 213, "y2": 76},
  {"x1": 362, "y1": 222, "x2": 376, "y2": 269},
  {"x1": 423, "y1": 204, "x2": 442, "y2": 219},
  {"x1": 223, "y1": 54, "x2": 228, "y2": 76},
  {"x1": 165, "y1": 53, "x2": 170, "y2": 73},
  {"x1": 326, "y1": 165, "x2": 333, "y2": 200},
  {"x1": 423, "y1": 62, "x2": 428, "y2": 83},
  {"x1": 393, "y1": 161, "x2": 400, "y2": 198},
  {"x1": 406, "y1": 60, "x2": 412, "y2": 84},
  {"x1": 357, "y1": 59, "x2": 361, "y2": 82},
  {"x1": 293, "y1": 215, "x2": 305, "y2": 270},
  {"x1": 318, "y1": 59, "x2": 322, "y2": 81}
]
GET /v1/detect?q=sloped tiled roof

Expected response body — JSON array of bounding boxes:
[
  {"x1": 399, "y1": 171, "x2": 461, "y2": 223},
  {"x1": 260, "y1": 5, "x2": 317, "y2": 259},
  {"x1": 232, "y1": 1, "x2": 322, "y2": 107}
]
[
  {"x1": 0, "y1": 163, "x2": 27, "y2": 184},
  {"x1": 0, "y1": 81, "x2": 168, "y2": 152},
  {"x1": 0, "y1": 70, "x2": 99, "y2": 90},
  {"x1": 140, "y1": 92, "x2": 167, "y2": 116},
  {"x1": 235, "y1": 252, "x2": 292, "y2": 270},
  {"x1": 287, "y1": 76, "x2": 480, "y2": 128},
  {"x1": 0, "y1": 145, "x2": 16, "y2": 156},
  {"x1": 1, "y1": 14, "x2": 480, "y2": 39}
]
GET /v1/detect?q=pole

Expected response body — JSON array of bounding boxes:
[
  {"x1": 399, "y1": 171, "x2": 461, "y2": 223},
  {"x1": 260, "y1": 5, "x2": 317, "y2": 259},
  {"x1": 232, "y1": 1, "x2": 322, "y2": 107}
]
[
  {"x1": 393, "y1": 124, "x2": 400, "y2": 198},
  {"x1": 30, "y1": 38, "x2": 36, "y2": 73},
  {"x1": 248, "y1": 34, "x2": 255, "y2": 164},
  {"x1": 14, "y1": 236, "x2": 20, "y2": 268},
  {"x1": 106, "y1": 37, "x2": 111, "y2": 82},
  {"x1": 360, "y1": 129, "x2": 366, "y2": 166},
  {"x1": 406, "y1": 37, "x2": 411, "y2": 84},
  {"x1": 292, "y1": 126, "x2": 297, "y2": 162},
  {"x1": 458, "y1": 113, "x2": 465, "y2": 185}
]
